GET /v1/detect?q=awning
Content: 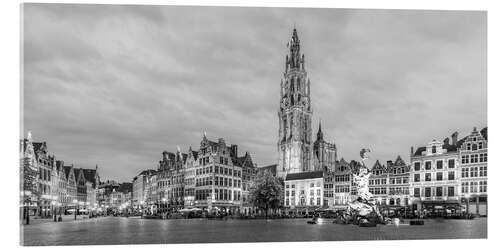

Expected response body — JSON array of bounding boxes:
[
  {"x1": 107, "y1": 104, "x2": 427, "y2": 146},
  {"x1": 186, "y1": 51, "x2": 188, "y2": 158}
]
[{"x1": 422, "y1": 200, "x2": 461, "y2": 205}]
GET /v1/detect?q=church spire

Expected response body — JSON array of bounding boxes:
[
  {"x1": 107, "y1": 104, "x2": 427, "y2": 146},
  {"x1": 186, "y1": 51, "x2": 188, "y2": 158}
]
[
  {"x1": 286, "y1": 27, "x2": 304, "y2": 71},
  {"x1": 317, "y1": 120, "x2": 324, "y2": 141}
]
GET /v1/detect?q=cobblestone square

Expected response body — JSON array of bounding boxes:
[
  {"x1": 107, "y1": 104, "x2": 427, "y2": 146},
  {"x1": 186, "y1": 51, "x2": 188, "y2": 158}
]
[{"x1": 21, "y1": 217, "x2": 487, "y2": 246}]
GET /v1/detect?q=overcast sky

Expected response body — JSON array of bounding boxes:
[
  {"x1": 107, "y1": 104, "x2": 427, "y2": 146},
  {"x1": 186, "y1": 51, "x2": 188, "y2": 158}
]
[{"x1": 22, "y1": 4, "x2": 486, "y2": 182}]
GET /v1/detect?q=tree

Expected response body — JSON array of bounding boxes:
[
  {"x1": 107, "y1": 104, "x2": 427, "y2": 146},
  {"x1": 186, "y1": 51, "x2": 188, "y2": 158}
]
[{"x1": 248, "y1": 170, "x2": 283, "y2": 219}]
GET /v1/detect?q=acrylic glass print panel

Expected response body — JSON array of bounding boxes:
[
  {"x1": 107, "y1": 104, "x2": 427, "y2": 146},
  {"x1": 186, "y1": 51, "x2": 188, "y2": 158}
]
[{"x1": 20, "y1": 3, "x2": 487, "y2": 246}]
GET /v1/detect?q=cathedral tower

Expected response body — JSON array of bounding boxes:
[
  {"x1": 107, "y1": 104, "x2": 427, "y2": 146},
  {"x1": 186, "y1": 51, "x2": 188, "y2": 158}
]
[{"x1": 277, "y1": 28, "x2": 313, "y2": 178}]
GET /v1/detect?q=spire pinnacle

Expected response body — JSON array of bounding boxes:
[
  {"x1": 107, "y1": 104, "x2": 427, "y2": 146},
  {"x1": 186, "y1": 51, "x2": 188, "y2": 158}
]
[
  {"x1": 286, "y1": 26, "x2": 304, "y2": 71},
  {"x1": 317, "y1": 120, "x2": 324, "y2": 141}
]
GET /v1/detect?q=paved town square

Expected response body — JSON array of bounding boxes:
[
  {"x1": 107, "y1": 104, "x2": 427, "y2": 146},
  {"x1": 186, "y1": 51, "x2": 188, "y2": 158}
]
[
  {"x1": 20, "y1": 4, "x2": 487, "y2": 245},
  {"x1": 22, "y1": 217, "x2": 487, "y2": 246}
]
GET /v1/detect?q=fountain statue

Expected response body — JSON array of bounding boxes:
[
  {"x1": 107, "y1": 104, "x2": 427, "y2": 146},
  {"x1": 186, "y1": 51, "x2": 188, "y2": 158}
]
[{"x1": 344, "y1": 149, "x2": 385, "y2": 227}]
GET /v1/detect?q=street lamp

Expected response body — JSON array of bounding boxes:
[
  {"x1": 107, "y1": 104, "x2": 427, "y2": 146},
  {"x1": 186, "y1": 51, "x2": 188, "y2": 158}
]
[
  {"x1": 23, "y1": 191, "x2": 32, "y2": 225},
  {"x1": 162, "y1": 198, "x2": 166, "y2": 214},
  {"x1": 465, "y1": 193, "x2": 471, "y2": 215},
  {"x1": 72, "y1": 199, "x2": 78, "y2": 220},
  {"x1": 51, "y1": 200, "x2": 57, "y2": 222},
  {"x1": 57, "y1": 202, "x2": 62, "y2": 222},
  {"x1": 52, "y1": 196, "x2": 59, "y2": 222}
]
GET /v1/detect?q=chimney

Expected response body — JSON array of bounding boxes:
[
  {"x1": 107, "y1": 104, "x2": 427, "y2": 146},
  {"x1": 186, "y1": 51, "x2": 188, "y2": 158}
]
[
  {"x1": 387, "y1": 160, "x2": 393, "y2": 168},
  {"x1": 443, "y1": 137, "x2": 450, "y2": 145},
  {"x1": 410, "y1": 146, "x2": 414, "y2": 156},
  {"x1": 451, "y1": 132, "x2": 458, "y2": 146},
  {"x1": 230, "y1": 145, "x2": 238, "y2": 158}
]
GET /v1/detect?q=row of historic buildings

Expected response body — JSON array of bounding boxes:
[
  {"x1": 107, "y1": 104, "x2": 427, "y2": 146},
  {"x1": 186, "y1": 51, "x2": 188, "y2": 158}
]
[
  {"x1": 273, "y1": 28, "x2": 487, "y2": 216},
  {"x1": 131, "y1": 133, "x2": 259, "y2": 215},
  {"x1": 19, "y1": 132, "x2": 132, "y2": 220},
  {"x1": 273, "y1": 127, "x2": 488, "y2": 216},
  {"x1": 409, "y1": 127, "x2": 488, "y2": 215}
]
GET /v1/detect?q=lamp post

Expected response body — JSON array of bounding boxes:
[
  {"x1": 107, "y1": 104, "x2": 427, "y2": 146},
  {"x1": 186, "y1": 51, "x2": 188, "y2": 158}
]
[
  {"x1": 52, "y1": 196, "x2": 59, "y2": 222},
  {"x1": 162, "y1": 198, "x2": 166, "y2": 213},
  {"x1": 140, "y1": 201, "x2": 144, "y2": 217},
  {"x1": 23, "y1": 191, "x2": 32, "y2": 225},
  {"x1": 51, "y1": 200, "x2": 56, "y2": 222},
  {"x1": 58, "y1": 202, "x2": 62, "y2": 222},
  {"x1": 79, "y1": 201, "x2": 84, "y2": 218},
  {"x1": 72, "y1": 199, "x2": 78, "y2": 220},
  {"x1": 465, "y1": 193, "x2": 470, "y2": 215}
]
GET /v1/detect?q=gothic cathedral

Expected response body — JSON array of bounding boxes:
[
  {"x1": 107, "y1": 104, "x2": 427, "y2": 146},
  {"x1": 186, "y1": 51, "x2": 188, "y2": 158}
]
[{"x1": 277, "y1": 28, "x2": 337, "y2": 178}]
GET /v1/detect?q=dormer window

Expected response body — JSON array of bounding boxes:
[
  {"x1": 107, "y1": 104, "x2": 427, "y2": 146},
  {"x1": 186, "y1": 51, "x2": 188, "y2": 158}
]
[{"x1": 432, "y1": 146, "x2": 437, "y2": 154}]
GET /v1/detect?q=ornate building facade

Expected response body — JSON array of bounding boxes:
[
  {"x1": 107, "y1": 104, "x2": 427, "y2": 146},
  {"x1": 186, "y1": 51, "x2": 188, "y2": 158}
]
[
  {"x1": 157, "y1": 149, "x2": 187, "y2": 212},
  {"x1": 194, "y1": 134, "x2": 243, "y2": 213},
  {"x1": 459, "y1": 127, "x2": 487, "y2": 215},
  {"x1": 409, "y1": 133, "x2": 461, "y2": 213}
]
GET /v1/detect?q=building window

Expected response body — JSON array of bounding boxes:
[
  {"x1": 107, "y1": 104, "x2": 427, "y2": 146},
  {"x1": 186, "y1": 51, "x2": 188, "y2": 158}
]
[
  {"x1": 317, "y1": 197, "x2": 321, "y2": 206},
  {"x1": 478, "y1": 142, "x2": 483, "y2": 149},
  {"x1": 436, "y1": 187, "x2": 443, "y2": 197},
  {"x1": 462, "y1": 168, "x2": 469, "y2": 178},
  {"x1": 471, "y1": 154, "x2": 479, "y2": 163},
  {"x1": 470, "y1": 182, "x2": 478, "y2": 193},
  {"x1": 479, "y1": 166, "x2": 487, "y2": 177},
  {"x1": 479, "y1": 181, "x2": 487, "y2": 192},
  {"x1": 425, "y1": 161, "x2": 431, "y2": 170},
  {"x1": 471, "y1": 167, "x2": 478, "y2": 177},
  {"x1": 436, "y1": 172, "x2": 443, "y2": 181},
  {"x1": 425, "y1": 187, "x2": 431, "y2": 197},
  {"x1": 448, "y1": 159, "x2": 455, "y2": 168},
  {"x1": 448, "y1": 171, "x2": 455, "y2": 180},
  {"x1": 448, "y1": 186, "x2": 455, "y2": 197},
  {"x1": 461, "y1": 182, "x2": 469, "y2": 193},
  {"x1": 436, "y1": 160, "x2": 443, "y2": 169},
  {"x1": 414, "y1": 188, "x2": 420, "y2": 197},
  {"x1": 425, "y1": 173, "x2": 431, "y2": 181},
  {"x1": 432, "y1": 146, "x2": 437, "y2": 154},
  {"x1": 479, "y1": 153, "x2": 486, "y2": 163}
]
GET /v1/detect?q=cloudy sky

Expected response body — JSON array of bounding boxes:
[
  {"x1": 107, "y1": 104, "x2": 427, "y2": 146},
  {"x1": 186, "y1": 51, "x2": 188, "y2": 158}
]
[{"x1": 22, "y1": 4, "x2": 486, "y2": 182}]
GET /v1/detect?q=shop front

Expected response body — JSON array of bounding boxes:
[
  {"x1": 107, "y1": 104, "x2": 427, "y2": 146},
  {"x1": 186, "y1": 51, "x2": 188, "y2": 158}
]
[{"x1": 422, "y1": 200, "x2": 461, "y2": 217}]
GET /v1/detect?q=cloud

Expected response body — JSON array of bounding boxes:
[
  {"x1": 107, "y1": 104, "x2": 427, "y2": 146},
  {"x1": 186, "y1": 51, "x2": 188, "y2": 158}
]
[{"x1": 22, "y1": 4, "x2": 486, "y2": 181}]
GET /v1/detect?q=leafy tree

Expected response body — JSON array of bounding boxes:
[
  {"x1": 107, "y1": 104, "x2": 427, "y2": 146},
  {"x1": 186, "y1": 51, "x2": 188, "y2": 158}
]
[{"x1": 248, "y1": 170, "x2": 283, "y2": 219}]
